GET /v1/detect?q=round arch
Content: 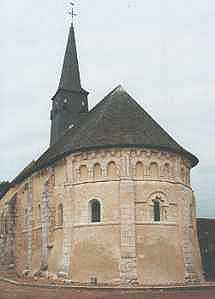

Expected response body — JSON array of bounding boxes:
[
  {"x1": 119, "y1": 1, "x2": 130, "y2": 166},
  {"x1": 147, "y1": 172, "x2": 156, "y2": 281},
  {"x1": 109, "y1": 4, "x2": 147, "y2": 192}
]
[{"x1": 88, "y1": 198, "x2": 102, "y2": 223}]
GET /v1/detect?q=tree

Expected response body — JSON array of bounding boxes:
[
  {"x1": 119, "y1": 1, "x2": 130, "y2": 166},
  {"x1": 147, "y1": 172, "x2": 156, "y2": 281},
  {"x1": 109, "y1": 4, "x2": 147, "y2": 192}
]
[{"x1": 0, "y1": 181, "x2": 10, "y2": 198}]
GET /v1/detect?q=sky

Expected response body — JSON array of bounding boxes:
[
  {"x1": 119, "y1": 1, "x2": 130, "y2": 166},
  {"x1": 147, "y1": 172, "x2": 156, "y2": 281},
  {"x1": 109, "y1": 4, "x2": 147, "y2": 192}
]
[{"x1": 0, "y1": 0, "x2": 214, "y2": 217}]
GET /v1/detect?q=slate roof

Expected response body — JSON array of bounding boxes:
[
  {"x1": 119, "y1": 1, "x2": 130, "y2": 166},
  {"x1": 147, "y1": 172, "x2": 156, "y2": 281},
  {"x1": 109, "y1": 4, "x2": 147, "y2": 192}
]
[
  {"x1": 11, "y1": 85, "x2": 198, "y2": 186},
  {"x1": 0, "y1": 161, "x2": 36, "y2": 199},
  {"x1": 58, "y1": 24, "x2": 87, "y2": 94}
]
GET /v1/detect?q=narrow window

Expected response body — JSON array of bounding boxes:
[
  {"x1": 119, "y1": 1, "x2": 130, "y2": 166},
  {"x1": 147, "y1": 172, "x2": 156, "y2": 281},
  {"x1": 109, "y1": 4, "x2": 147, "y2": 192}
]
[
  {"x1": 181, "y1": 167, "x2": 186, "y2": 183},
  {"x1": 79, "y1": 165, "x2": 88, "y2": 179},
  {"x1": 154, "y1": 201, "x2": 160, "y2": 222},
  {"x1": 5, "y1": 220, "x2": 8, "y2": 234},
  {"x1": 0, "y1": 215, "x2": 3, "y2": 234},
  {"x1": 107, "y1": 161, "x2": 118, "y2": 177},
  {"x1": 24, "y1": 208, "x2": 28, "y2": 226},
  {"x1": 149, "y1": 162, "x2": 159, "y2": 177},
  {"x1": 38, "y1": 204, "x2": 41, "y2": 222},
  {"x1": 189, "y1": 204, "x2": 193, "y2": 227},
  {"x1": 163, "y1": 163, "x2": 170, "y2": 177},
  {"x1": 58, "y1": 204, "x2": 63, "y2": 226},
  {"x1": 135, "y1": 162, "x2": 144, "y2": 178},
  {"x1": 93, "y1": 163, "x2": 102, "y2": 178},
  {"x1": 90, "y1": 199, "x2": 101, "y2": 223}
]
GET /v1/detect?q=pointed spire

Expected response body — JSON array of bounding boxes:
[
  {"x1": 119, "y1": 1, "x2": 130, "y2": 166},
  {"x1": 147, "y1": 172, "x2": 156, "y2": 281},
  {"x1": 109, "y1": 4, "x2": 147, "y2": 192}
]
[
  {"x1": 50, "y1": 23, "x2": 89, "y2": 147},
  {"x1": 58, "y1": 24, "x2": 82, "y2": 91}
]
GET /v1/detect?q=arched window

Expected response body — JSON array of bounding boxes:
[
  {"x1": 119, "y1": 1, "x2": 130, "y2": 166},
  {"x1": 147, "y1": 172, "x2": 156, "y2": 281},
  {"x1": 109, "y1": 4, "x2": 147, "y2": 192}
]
[
  {"x1": 149, "y1": 162, "x2": 159, "y2": 177},
  {"x1": 135, "y1": 162, "x2": 144, "y2": 178},
  {"x1": 149, "y1": 192, "x2": 170, "y2": 222},
  {"x1": 163, "y1": 163, "x2": 170, "y2": 177},
  {"x1": 58, "y1": 204, "x2": 63, "y2": 226},
  {"x1": 79, "y1": 165, "x2": 88, "y2": 179},
  {"x1": 89, "y1": 199, "x2": 101, "y2": 223},
  {"x1": 107, "y1": 161, "x2": 118, "y2": 177},
  {"x1": 153, "y1": 201, "x2": 161, "y2": 222},
  {"x1": 93, "y1": 163, "x2": 102, "y2": 178}
]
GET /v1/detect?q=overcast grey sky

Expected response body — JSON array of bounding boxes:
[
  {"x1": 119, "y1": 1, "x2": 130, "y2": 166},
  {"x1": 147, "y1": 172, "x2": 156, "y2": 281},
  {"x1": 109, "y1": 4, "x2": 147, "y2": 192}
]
[{"x1": 0, "y1": 0, "x2": 214, "y2": 217}]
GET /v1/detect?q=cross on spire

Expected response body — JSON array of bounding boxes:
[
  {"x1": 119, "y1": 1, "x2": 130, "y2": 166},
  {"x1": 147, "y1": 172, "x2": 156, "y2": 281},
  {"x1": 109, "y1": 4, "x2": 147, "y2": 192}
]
[{"x1": 69, "y1": 2, "x2": 77, "y2": 24}]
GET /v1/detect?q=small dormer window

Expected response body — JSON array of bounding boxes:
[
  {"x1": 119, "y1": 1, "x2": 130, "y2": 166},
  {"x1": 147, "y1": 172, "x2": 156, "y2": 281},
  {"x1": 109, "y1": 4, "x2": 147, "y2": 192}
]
[{"x1": 64, "y1": 98, "x2": 68, "y2": 104}]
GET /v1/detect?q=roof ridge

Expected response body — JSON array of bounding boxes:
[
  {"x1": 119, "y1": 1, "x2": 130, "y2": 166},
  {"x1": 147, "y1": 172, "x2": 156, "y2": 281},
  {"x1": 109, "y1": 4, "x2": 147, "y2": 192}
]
[{"x1": 87, "y1": 84, "x2": 137, "y2": 118}]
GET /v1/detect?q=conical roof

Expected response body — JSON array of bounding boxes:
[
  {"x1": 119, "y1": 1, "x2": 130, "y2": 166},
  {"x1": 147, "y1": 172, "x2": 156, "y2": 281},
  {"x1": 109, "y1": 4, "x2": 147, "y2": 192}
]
[
  {"x1": 13, "y1": 85, "x2": 198, "y2": 184},
  {"x1": 58, "y1": 24, "x2": 82, "y2": 91}
]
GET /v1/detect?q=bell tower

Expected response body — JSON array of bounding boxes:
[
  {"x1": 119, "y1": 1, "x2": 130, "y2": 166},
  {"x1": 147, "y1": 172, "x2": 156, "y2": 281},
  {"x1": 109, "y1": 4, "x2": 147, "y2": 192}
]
[{"x1": 50, "y1": 24, "x2": 88, "y2": 146}]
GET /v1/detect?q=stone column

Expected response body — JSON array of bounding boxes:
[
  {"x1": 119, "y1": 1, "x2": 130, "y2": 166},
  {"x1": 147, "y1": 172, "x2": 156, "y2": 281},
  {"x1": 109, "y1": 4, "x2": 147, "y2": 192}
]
[
  {"x1": 119, "y1": 180, "x2": 137, "y2": 285},
  {"x1": 27, "y1": 178, "x2": 33, "y2": 270},
  {"x1": 61, "y1": 185, "x2": 74, "y2": 275},
  {"x1": 41, "y1": 181, "x2": 49, "y2": 271},
  {"x1": 61, "y1": 157, "x2": 75, "y2": 276},
  {"x1": 192, "y1": 192, "x2": 204, "y2": 281},
  {"x1": 0, "y1": 197, "x2": 16, "y2": 270},
  {"x1": 180, "y1": 187, "x2": 201, "y2": 283},
  {"x1": 175, "y1": 156, "x2": 181, "y2": 181},
  {"x1": 119, "y1": 152, "x2": 137, "y2": 285},
  {"x1": 8, "y1": 196, "x2": 16, "y2": 269}
]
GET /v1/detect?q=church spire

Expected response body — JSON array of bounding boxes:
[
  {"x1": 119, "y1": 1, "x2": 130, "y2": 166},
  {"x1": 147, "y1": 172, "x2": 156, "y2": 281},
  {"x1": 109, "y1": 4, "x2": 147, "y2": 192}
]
[
  {"x1": 58, "y1": 23, "x2": 81, "y2": 91},
  {"x1": 50, "y1": 23, "x2": 89, "y2": 147}
]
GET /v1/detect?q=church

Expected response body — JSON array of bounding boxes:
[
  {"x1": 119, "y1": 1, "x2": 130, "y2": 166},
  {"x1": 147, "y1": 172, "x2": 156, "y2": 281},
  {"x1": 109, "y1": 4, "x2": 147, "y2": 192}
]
[{"x1": 0, "y1": 23, "x2": 203, "y2": 286}]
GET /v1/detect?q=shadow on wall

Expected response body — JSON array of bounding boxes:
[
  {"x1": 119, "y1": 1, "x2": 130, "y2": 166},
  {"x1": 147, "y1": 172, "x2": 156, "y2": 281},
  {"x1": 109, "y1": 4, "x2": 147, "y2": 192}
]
[{"x1": 197, "y1": 218, "x2": 215, "y2": 281}]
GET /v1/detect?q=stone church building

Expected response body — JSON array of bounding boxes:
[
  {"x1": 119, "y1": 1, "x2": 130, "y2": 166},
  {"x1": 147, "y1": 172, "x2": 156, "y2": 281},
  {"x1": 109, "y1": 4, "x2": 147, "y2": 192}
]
[{"x1": 0, "y1": 24, "x2": 203, "y2": 286}]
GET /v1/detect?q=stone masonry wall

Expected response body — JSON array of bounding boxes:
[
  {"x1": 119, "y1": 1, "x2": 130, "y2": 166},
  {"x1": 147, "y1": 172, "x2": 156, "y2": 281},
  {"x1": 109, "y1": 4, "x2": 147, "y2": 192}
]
[
  {"x1": 0, "y1": 147, "x2": 204, "y2": 285},
  {"x1": 0, "y1": 196, "x2": 16, "y2": 270}
]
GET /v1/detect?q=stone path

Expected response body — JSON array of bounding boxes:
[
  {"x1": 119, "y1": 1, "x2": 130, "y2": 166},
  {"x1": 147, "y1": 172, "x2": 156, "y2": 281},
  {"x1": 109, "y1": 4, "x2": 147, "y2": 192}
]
[{"x1": 0, "y1": 281, "x2": 215, "y2": 299}]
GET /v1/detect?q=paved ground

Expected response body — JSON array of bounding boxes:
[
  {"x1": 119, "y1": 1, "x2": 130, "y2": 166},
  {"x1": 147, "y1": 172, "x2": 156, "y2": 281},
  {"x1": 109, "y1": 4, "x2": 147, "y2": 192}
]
[{"x1": 0, "y1": 282, "x2": 215, "y2": 299}]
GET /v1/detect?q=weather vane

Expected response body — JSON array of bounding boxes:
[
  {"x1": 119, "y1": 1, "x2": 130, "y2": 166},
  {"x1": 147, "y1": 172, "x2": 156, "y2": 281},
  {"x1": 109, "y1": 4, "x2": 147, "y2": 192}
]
[{"x1": 68, "y1": 2, "x2": 77, "y2": 24}]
